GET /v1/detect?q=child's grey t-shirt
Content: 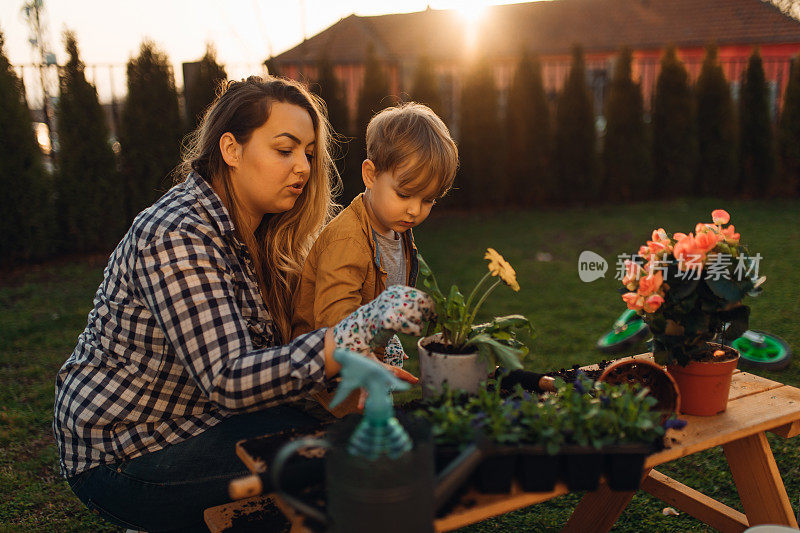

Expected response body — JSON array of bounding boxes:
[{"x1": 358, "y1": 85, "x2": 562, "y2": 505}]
[{"x1": 373, "y1": 230, "x2": 406, "y2": 287}]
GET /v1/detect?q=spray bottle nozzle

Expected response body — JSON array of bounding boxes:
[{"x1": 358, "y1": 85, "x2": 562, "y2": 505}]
[{"x1": 329, "y1": 348, "x2": 413, "y2": 460}]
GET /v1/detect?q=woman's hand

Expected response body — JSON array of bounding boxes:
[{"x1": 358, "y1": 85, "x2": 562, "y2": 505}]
[{"x1": 333, "y1": 285, "x2": 435, "y2": 353}]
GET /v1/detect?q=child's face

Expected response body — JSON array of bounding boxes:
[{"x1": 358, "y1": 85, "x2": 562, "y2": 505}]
[{"x1": 362, "y1": 160, "x2": 438, "y2": 236}]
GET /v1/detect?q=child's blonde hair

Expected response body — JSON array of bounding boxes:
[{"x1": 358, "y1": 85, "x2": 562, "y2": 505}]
[{"x1": 366, "y1": 102, "x2": 458, "y2": 197}]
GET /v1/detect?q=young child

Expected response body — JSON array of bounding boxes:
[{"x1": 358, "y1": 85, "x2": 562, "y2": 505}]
[{"x1": 292, "y1": 102, "x2": 458, "y2": 367}]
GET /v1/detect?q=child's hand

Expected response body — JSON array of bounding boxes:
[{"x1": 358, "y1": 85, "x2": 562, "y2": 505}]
[
  {"x1": 356, "y1": 354, "x2": 419, "y2": 409},
  {"x1": 332, "y1": 285, "x2": 435, "y2": 357}
]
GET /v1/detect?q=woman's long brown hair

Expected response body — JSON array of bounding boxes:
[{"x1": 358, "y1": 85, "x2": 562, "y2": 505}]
[{"x1": 180, "y1": 76, "x2": 340, "y2": 342}]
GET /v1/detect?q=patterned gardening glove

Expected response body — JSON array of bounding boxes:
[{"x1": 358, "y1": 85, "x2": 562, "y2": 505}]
[
  {"x1": 382, "y1": 335, "x2": 407, "y2": 368},
  {"x1": 332, "y1": 286, "x2": 436, "y2": 357}
]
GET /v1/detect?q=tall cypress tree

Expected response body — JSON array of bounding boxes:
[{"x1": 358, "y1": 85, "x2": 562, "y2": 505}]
[
  {"x1": 120, "y1": 40, "x2": 182, "y2": 221},
  {"x1": 777, "y1": 56, "x2": 800, "y2": 196},
  {"x1": 602, "y1": 47, "x2": 650, "y2": 201},
  {"x1": 314, "y1": 55, "x2": 349, "y2": 137},
  {"x1": 56, "y1": 31, "x2": 122, "y2": 253},
  {"x1": 739, "y1": 48, "x2": 775, "y2": 197},
  {"x1": 184, "y1": 44, "x2": 227, "y2": 130},
  {"x1": 459, "y1": 55, "x2": 503, "y2": 207},
  {"x1": 410, "y1": 55, "x2": 443, "y2": 120},
  {"x1": 554, "y1": 45, "x2": 597, "y2": 204},
  {"x1": 695, "y1": 43, "x2": 736, "y2": 196},
  {"x1": 653, "y1": 46, "x2": 696, "y2": 197},
  {"x1": 506, "y1": 50, "x2": 551, "y2": 206},
  {"x1": 356, "y1": 44, "x2": 392, "y2": 151},
  {"x1": 0, "y1": 29, "x2": 51, "y2": 265},
  {"x1": 313, "y1": 54, "x2": 350, "y2": 188},
  {"x1": 352, "y1": 44, "x2": 393, "y2": 202}
]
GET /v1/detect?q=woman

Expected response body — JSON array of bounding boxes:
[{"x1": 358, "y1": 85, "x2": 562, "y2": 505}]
[{"x1": 53, "y1": 76, "x2": 430, "y2": 531}]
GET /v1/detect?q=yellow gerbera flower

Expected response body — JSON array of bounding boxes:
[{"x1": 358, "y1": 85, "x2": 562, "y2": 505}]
[
  {"x1": 484, "y1": 248, "x2": 520, "y2": 291},
  {"x1": 485, "y1": 248, "x2": 504, "y2": 275}
]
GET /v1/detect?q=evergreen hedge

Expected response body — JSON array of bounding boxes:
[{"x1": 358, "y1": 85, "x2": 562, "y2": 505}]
[
  {"x1": 695, "y1": 44, "x2": 736, "y2": 196},
  {"x1": 119, "y1": 41, "x2": 182, "y2": 221},
  {"x1": 459, "y1": 55, "x2": 503, "y2": 207},
  {"x1": 777, "y1": 56, "x2": 800, "y2": 196},
  {"x1": 184, "y1": 44, "x2": 226, "y2": 131},
  {"x1": 352, "y1": 44, "x2": 394, "y2": 203},
  {"x1": 410, "y1": 55, "x2": 444, "y2": 121},
  {"x1": 554, "y1": 45, "x2": 597, "y2": 204},
  {"x1": 602, "y1": 47, "x2": 650, "y2": 201},
  {"x1": 739, "y1": 48, "x2": 775, "y2": 197},
  {"x1": 506, "y1": 50, "x2": 551, "y2": 206},
  {"x1": 56, "y1": 31, "x2": 123, "y2": 253},
  {"x1": 653, "y1": 46, "x2": 696, "y2": 197},
  {"x1": 312, "y1": 54, "x2": 350, "y2": 190},
  {"x1": 0, "y1": 29, "x2": 52, "y2": 266}
]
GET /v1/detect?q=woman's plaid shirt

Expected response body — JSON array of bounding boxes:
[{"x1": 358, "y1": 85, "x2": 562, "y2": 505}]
[{"x1": 53, "y1": 172, "x2": 328, "y2": 478}]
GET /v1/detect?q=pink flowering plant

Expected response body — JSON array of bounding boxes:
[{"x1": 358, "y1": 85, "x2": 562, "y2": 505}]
[{"x1": 620, "y1": 209, "x2": 765, "y2": 366}]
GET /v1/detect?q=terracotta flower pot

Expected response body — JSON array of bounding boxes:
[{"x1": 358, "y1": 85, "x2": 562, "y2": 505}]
[
  {"x1": 598, "y1": 358, "x2": 681, "y2": 416},
  {"x1": 667, "y1": 344, "x2": 739, "y2": 416},
  {"x1": 417, "y1": 333, "x2": 490, "y2": 398}
]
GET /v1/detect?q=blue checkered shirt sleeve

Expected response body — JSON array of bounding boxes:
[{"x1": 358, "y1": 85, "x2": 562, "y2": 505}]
[{"x1": 135, "y1": 227, "x2": 327, "y2": 411}]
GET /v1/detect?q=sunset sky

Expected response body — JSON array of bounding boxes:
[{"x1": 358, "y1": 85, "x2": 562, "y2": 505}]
[{"x1": 2, "y1": 0, "x2": 528, "y2": 103}]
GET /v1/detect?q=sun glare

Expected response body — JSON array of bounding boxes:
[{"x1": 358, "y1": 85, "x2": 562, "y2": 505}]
[
  {"x1": 455, "y1": 1, "x2": 489, "y2": 24},
  {"x1": 455, "y1": 1, "x2": 489, "y2": 52},
  {"x1": 35, "y1": 122, "x2": 51, "y2": 155}
]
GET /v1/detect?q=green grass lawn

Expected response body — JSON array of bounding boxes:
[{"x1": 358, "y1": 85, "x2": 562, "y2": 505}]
[{"x1": 1, "y1": 199, "x2": 798, "y2": 531}]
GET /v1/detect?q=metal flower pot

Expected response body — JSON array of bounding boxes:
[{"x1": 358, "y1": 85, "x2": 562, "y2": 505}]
[{"x1": 417, "y1": 333, "x2": 490, "y2": 398}]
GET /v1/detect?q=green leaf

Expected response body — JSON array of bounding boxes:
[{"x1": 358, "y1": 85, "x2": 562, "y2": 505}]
[
  {"x1": 682, "y1": 309, "x2": 710, "y2": 337},
  {"x1": 465, "y1": 333, "x2": 524, "y2": 370},
  {"x1": 446, "y1": 284, "x2": 466, "y2": 323},
  {"x1": 719, "y1": 305, "x2": 750, "y2": 341},
  {"x1": 706, "y1": 277, "x2": 745, "y2": 303},
  {"x1": 417, "y1": 253, "x2": 444, "y2": 301},
  {"x1": 670, "y1": 277, "x2": 700, "y2": 300}
]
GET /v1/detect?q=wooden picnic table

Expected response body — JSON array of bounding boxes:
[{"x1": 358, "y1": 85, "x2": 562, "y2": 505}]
[{"x1": 228, "y1": 354, "x2": 800, "y2": 533}]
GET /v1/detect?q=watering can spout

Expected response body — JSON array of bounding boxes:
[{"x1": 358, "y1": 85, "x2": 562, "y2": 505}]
[{"x1": 433, "y1": 438, "x2": 487, "y2": 512}]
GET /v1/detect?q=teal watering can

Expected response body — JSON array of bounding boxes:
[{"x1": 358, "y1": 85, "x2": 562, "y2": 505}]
[{"x1": 269, "y1": 349, "x2": 485, "y2": 533}]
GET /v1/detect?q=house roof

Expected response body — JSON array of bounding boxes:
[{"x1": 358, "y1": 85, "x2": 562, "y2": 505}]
[{"x1": 273, "y1": 0, "x2": 800, "y2": 63}]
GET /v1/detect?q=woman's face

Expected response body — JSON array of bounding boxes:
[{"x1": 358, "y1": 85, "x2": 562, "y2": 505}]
[{"x1": 224, "y1": 102, "x2": 316, "y2": 231}]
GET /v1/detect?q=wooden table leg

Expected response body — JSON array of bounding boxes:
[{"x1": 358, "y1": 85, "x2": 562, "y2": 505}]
[
  {"x1": 562, "y1": 471, "x2": 650, "y2": 533},
  {"x1": 722, "y1": 432, "x2": 798, "y2": 528}
]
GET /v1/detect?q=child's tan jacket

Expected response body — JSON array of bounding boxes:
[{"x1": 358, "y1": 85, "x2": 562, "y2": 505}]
[{"x1": 291, "y1": 193, "x2": 419, "y2": 338}]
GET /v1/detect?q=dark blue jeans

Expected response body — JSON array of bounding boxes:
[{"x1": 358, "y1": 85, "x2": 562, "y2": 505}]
[{"x1": 66, "y1": 406, "x2": 320, "y2": 532}]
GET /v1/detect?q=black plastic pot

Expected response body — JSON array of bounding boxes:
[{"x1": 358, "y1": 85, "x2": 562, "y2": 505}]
[
  {"x1": 433, "y1": 444, "x2": 472, "y2": 517},
  {"x1": 604, "y1": 444, "x2": 651, "y2": 491},
  {"x1": 475, "y1": 449, "x2": 517, "y2": 494},
  {"x1": 434, "y1": 445, "x2": 464, "y2": 474},
  {"x1": 561, "y1": 446, "x2": 603, "y2": 491},
  {"x1": 518, "y1": 446, "x2": 560, "y2": 492}
]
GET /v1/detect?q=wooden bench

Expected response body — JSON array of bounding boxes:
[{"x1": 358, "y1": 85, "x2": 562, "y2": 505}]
[
  {"x1": 435, "y1": 358, "x2": 800, "y2": 532},
  {"x1": 204, "y1": 493, "x2": 298, "y2": 532}
]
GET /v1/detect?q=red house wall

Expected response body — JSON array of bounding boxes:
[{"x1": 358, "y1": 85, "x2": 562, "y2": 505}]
[{"x1": 280, "y1": 42, "x2": 799, "y2": 131}]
